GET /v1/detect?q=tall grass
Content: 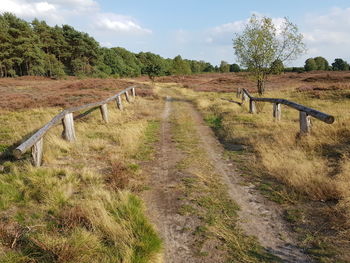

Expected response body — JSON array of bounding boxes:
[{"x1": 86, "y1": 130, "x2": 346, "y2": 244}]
[
  {"x1": 0, "y1": 96, "x2": 163, "y2": 262},
  {"x1": 173, "y1": 85, "x2": 350, "y2": 262}
]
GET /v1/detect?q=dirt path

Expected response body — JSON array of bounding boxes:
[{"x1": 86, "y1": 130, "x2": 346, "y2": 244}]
[
  {"x1": 188, "y1": 103, "x2": 312, "y2": 263},
  {"x1": 143, "y1": 89, "x2": 312, "y2": 262},
  {"x1": 143, "y1": 96, "x2": 202, "y2": 263}
]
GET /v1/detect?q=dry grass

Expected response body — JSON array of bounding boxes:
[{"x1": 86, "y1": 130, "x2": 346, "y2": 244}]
[
  {"x1": 0, "y1": 91, "x2": 163, "y2": 262},
  {"x1": 169, "y1": 80, "x2": 350, "y2": 262}
]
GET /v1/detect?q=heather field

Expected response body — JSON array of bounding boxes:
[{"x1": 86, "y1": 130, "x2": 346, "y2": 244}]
[{"x1": 0, "y1": 72, "x2": 350, "y2": 262}]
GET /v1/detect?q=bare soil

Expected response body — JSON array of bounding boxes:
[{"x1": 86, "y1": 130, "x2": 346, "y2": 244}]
[{"x1": 142, "y1": 97, "x2": 204, "y2": 263}]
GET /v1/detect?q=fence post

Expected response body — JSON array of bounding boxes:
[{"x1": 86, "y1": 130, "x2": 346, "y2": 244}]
[
  {"x1": 125, "y1": 91, "x2": 130, "y2": 103},
  {"x1": 132, "y1": 87, "x2": 136, "y2": 97},
  {"x1": 100, "y1": 104, "x2": 109, "y2": 123},
  {"x1": 62, "y1": 113, "x2": 76, "y2": 141},
  {"x1": 116, "y1": 95, "x2": 123, "y2": 110},
  {"x1": 32, "y1": 137, "x2": 43, "y2": 167},
  {"x1": 249, "y1": 99, "x2": 256, "y2": 114},
  {"x1": 242, "y1": 92, "x2": 248, "y2": 102},
  {"x1": 236, "y1": 88, "x2": 241, "y2": 98},
  {"x1": 299, "y1": 111, "x2": 311, "y2": 134},
  {"x1": 273, "y1": 103, "x2": 281, "y2": 121}
]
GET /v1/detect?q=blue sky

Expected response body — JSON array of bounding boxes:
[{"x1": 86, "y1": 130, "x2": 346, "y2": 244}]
[{"x1": 1, "y1": 0, "x2": 350, "y2": 66}]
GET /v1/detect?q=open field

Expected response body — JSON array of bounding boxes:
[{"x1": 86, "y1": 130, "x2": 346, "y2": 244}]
[
  {"x1": 0, "y1": 77, "x2": 156, "y2": 110},
  {"x1": 156, "y1": 71, "x2": 350, "y2": 94},
  {"x1": 0, "y1": 72, "x2": 350, "y2": 262}
]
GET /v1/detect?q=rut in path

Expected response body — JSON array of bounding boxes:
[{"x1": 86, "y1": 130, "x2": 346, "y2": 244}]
[
  {"x1": 143, "y1": 93, "x2": 313, "y2": 263},
  {"x1": 143, "y1": 96, "x2": 202, "y2": 263}
]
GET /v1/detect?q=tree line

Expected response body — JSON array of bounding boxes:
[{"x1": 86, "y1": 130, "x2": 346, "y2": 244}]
[
  {"x1": 0, "y1": 13, "x2": 218, "y2": 79},
  {"x1": 263, "y1": 56, "x2": 349, "y2": 74},
  {"x1": 303, "y1": 57, "x2": 349, "y2": 71}
]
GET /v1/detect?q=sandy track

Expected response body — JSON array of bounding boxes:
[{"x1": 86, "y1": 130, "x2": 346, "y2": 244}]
[
  {"x1": 187, "y1": 103, "x2": 313, "y2": 263},
  {"x1": 142, "y1": 96, "x2": 202, "y2": 263}
]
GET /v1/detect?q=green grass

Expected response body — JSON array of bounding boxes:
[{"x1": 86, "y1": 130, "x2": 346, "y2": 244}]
[
  {"x1": 204, "y1": 115, "x2": 222, "y2": 130},
  {"x1": 0, "y1": 156, "x2": 161, "y2": 263},
  {"x1": 133, "y1": 120, "x2": 160, "y2": 161}
]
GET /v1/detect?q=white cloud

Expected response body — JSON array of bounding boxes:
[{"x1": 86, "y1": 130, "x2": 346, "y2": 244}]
[
  {"x1": 298, "y1": 7, "x2": 350, "y2": 64},
  {"x1": 0, "y1": 0, "x2": 59, "y2": 21},
  {"x1": 206, "y1": 13, "x2": 286, "y2": 47},
  {"x1": 94, "y1": 13, "x2": 152, "y2": 34},
  {"x1": 0, "y1": 0, "x2": 100, "y2": 23},
  {"x1": 0, "y1": 0, "x2": 151, "y2": 36},
  {"x1": 303, "y1": 8, "x2": 350, "y2": 45}
]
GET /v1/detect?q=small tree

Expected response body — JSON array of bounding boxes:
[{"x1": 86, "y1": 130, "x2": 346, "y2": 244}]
[
  {"x1": 332, "y1": 58, "x2": 349, "y2": 71},
  {"x1": 144, "y1": 64, "x2": 162, "y2": 82},
  {"x1": 233, "y1": 14, "x2": 305, "y2": 95},
  {"x1": 230, "y1": 63, "x2": 240, "y2": 72},
  {"x1": 304, "y1": 58, "x2": 317, "y2": 71},
  {"x1": 171, "y1": 55, "x2": 192, "y2": 75},
  {"x1": 219, "y1": 60, "x2": 230, "y2": 73},
  {"x1": 314, "y1": 56, "x2": 329, "y2": 70},
  {"x1": 270, "y1": 59, "x2": 284, "y2": 74}
]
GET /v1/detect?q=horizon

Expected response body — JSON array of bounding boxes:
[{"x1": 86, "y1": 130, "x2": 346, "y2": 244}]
[{"x1": 1, "y1": 0, "x2": 350, "y2": 67}]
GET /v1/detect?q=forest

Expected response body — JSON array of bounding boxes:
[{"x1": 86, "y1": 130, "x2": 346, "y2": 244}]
[{"x1": 0, "y1": 13, "x2": 218, "y2": 79}]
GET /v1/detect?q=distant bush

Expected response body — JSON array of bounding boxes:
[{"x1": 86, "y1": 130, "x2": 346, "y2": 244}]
[
  {"x1": 304, "y1": 58, "x2": 317, "y2": 71},
  {"x1": 314, "y1": 56, "x2": 329, "y2": 70},
  {"x1": 230, "y1": 63, "x2": 241, "y2": 72},
  {"x1": 270, "y1": 59, "x2": 284, "y2": 74},
  {"x1": 332, "y1": 58, "x2": 350, "y2": 71}
]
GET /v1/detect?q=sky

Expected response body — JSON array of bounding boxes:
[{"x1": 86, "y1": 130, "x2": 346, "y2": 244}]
[{"x1": 1, "y1": 0, "x2": 350, "y2": 66}]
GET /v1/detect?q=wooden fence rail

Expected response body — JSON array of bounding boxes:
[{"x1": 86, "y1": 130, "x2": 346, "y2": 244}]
[
  {"x1": 13, "y1": 85, "x2": 137, "y2": 166},
  {"x1": 234, "y1": 88, "x2": 335, "y2": 134}
]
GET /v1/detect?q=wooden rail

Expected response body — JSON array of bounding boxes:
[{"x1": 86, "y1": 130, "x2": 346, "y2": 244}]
[
  {"x1": 13, "y1": 85, "x2": 137, "y2": 166},
  {"x1": 234, "y1": 88, "x2": 335, "y2": 134}
]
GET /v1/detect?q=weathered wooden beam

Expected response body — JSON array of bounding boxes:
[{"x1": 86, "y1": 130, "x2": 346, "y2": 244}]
[
  {"x1": 62, "y1": 113, "x2": 76, "y2": 141},
  {"x1": 273, "y1": 103, "x2": 281, "y2": 121},
  {"x1": 249, "y1": 99, "x2": 256, "y2": 114},
  {"x1": 300, "y1": 111, "x2": 311, "y2": 134},
  {"x1": 13, "y1": 110, "x2": 67, "y2": 158},
  {"x1": 125, "y1": 91, "x2": 131, "y2": 103},
  {"x1": 131, "y1": 87, "x2": 136, "y2": 97},
  {"x1": 13, "y1": 85, "x2": 137, "y2": 158},
  {"x1": 116, "y1": 95, "x2": 123, "y2": 110},
  {"x1": 221, "y1": 98, "x2": 242, "y2": 106},
  {"x1": 252, "y1": 98, "x2": 333, "y2": 124},
  {"x1": 99, "y1": 104, "x2": 108, "y2": 123},
  {"x1": 31, "y1": 137, "x2": 43, "y2": 167},
  {"x1": 242, "y1": 88, "x2": 253, "y2": 99}
]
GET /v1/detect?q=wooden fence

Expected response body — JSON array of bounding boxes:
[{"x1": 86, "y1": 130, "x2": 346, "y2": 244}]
[
  {"x1": 235, "y1": 88, "x2": 335, "y2": 134},
  {"x1": 13, "y1": 85, "x2": 137, "y2": 167}
]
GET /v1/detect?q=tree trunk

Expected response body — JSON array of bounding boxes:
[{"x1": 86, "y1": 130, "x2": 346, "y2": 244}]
[{"x1": 257, "y1": 79, "x2": 265, "y2": 95}]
